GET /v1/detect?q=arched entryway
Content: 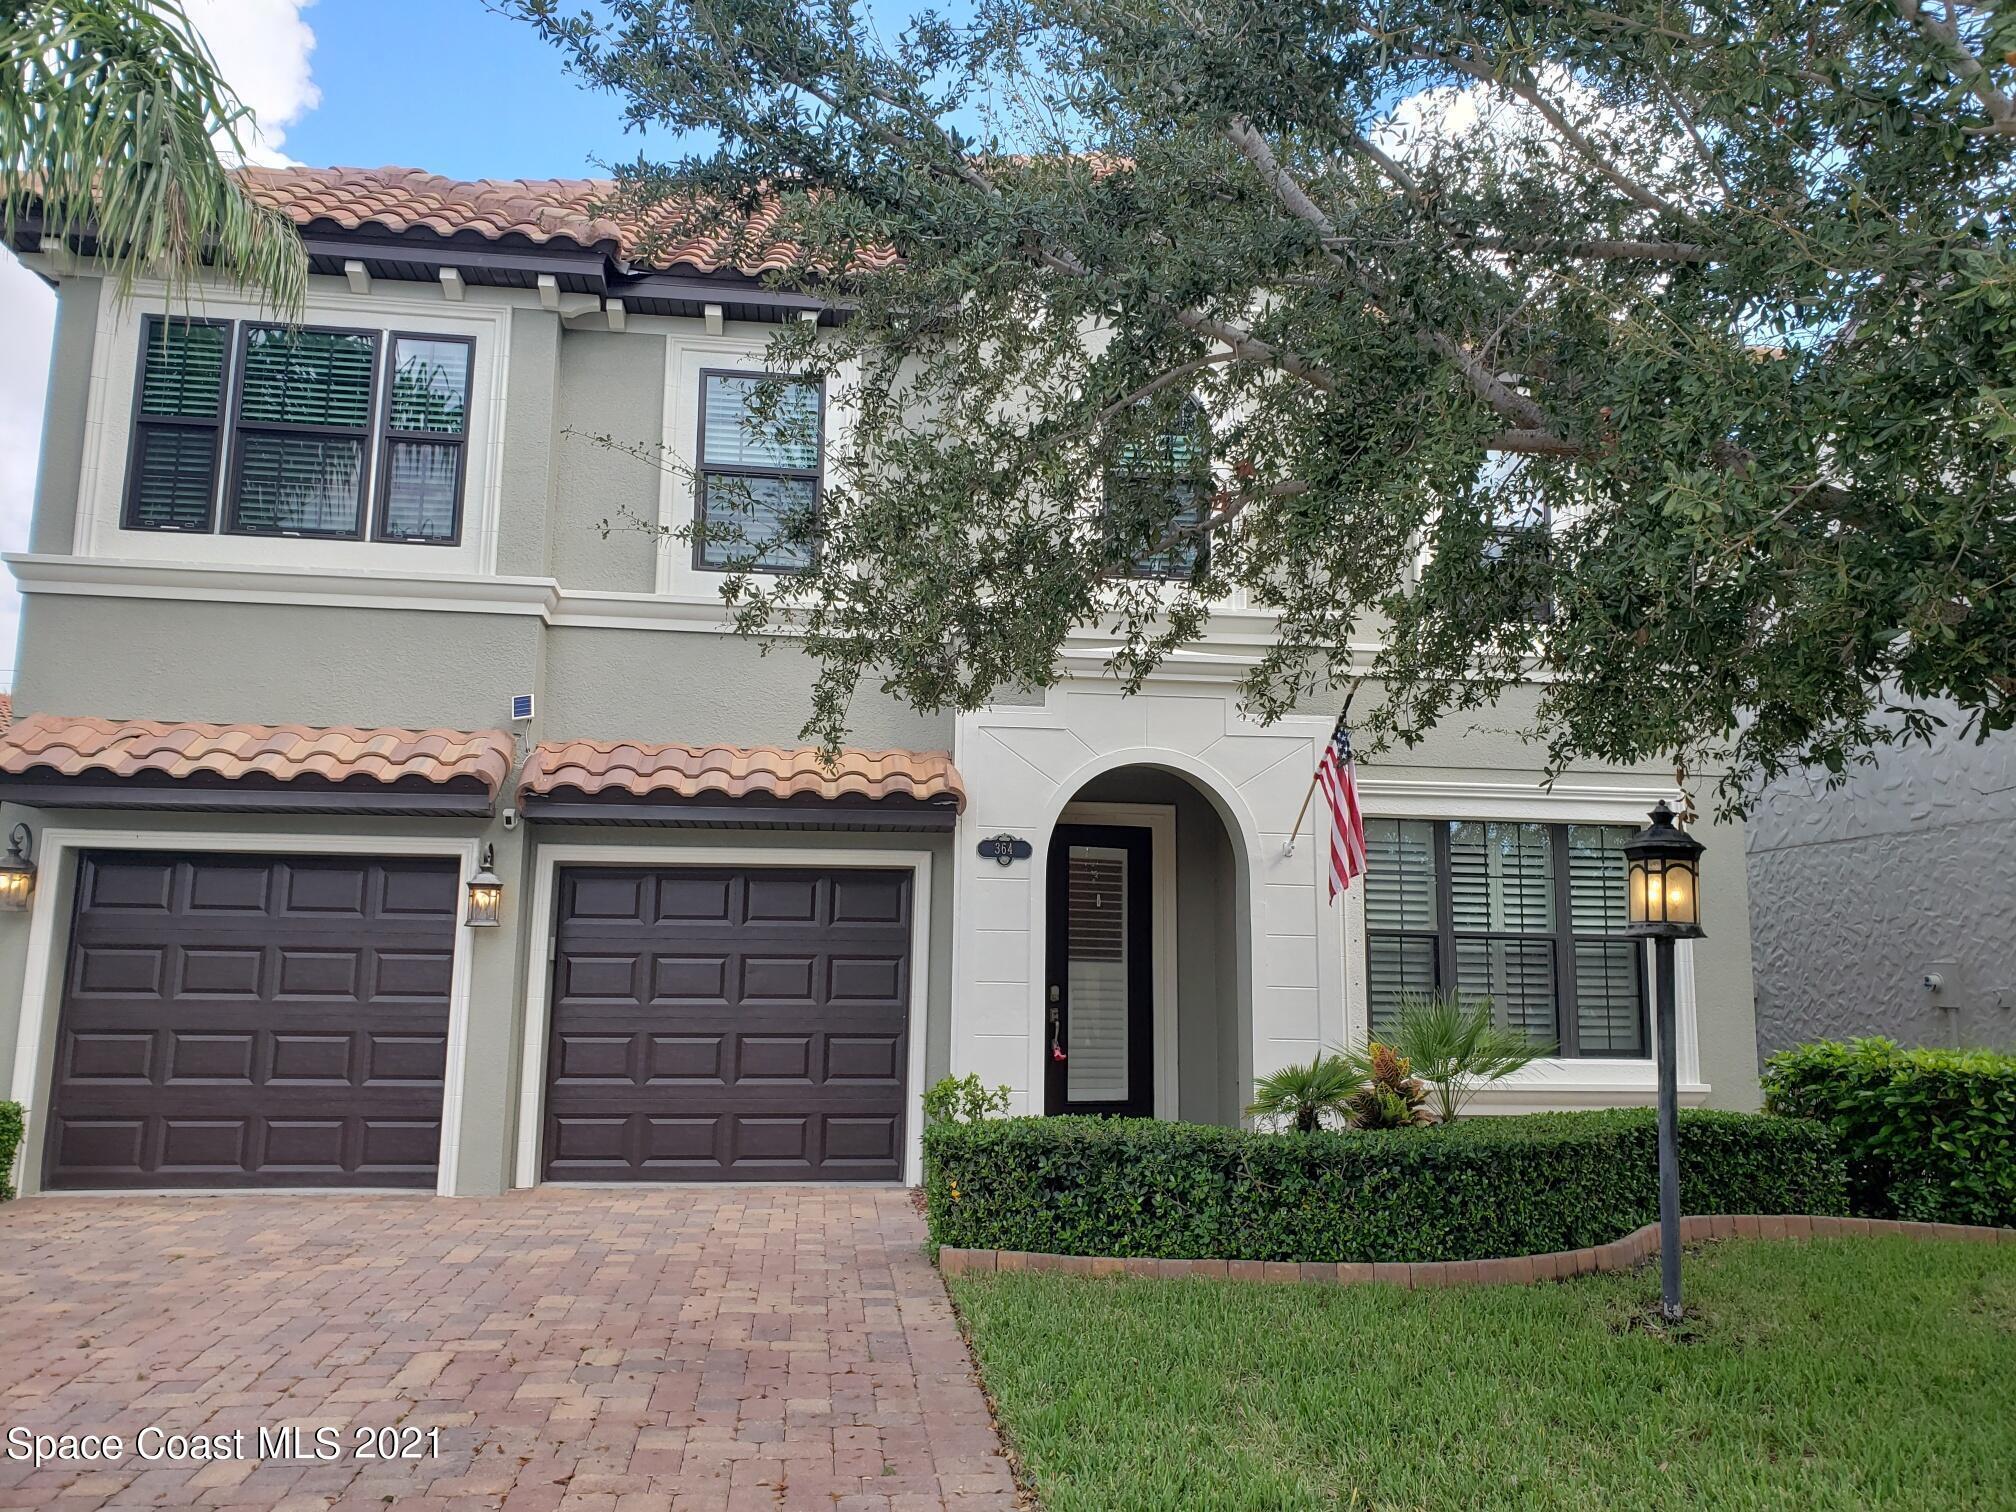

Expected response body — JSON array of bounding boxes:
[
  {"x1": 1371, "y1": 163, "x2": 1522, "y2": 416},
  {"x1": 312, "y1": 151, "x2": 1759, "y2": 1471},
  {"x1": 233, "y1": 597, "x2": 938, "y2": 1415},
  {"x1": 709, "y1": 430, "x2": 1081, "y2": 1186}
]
[{"x1": 1041, "y1": 763, "x2": 1252, "y2": 1125}]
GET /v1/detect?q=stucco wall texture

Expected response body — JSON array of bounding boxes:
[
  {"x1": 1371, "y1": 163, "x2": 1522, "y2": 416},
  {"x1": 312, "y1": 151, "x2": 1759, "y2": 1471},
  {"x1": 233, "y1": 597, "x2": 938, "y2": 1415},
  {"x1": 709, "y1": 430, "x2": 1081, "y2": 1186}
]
[{"x1": 1745, "y1": 716, "x2": 2016, "y2": 1060}]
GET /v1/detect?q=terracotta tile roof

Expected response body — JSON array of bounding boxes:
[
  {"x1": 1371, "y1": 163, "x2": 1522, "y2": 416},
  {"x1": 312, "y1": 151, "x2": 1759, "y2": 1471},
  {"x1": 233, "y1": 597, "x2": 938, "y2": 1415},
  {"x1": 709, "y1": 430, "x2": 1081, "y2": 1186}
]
[
  {"x1": 521, "y1": 739, "x2": 965, "y2": 811},
  {"x1": 0, "y1": 715, "x2": 514, "y2": 796},
  {"x1": 236, "y1": 165, "x2": 901, "y2": 277}
]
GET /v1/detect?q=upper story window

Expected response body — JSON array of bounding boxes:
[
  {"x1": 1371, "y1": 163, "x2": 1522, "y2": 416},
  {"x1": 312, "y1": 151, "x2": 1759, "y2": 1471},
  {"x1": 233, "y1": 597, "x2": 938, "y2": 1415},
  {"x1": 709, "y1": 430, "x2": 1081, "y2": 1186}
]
[
  {"x1": 126, "y1": 316, "x2": 231, "y2": 531},
  {"x1": 1363, "y1": 818, "x2": 1645, "y2": 1058},
  {"x1": 694, "y1": 371, "x2": 822, "y2": 573},
  {"x1": 380, "y1": 335, "x2": 475, "y2": 543},
  {"x1": 1475, "y1": 454, "x2": 1553, "y2": 622},
  {"x1": 121, "y1": 315, "x2": 474, "y2": 546},
  {"x1": 1104, "y1": 399, "x2": 1210, "y2": 580}
]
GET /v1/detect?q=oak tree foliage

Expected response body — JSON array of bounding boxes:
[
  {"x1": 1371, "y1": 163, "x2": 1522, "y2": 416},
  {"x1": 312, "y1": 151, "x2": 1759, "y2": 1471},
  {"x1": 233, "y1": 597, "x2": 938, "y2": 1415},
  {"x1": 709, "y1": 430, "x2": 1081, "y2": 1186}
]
[{"x1": 513, "y1": 0, "x2": 2015, "y2": 809}]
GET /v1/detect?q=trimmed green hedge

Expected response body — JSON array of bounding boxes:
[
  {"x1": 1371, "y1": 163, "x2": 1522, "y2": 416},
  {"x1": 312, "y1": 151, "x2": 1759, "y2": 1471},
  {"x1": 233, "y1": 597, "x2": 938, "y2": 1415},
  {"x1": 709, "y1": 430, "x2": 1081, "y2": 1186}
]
[
  {"x1": 923, "y1": 1109, "x2": 1847, "y2": 1263},
  {"x1": 1763, "y1": 1038, "x2": 2016, "y2": 1227},
  {"x1": 0, "y1": 1100, "x2": 22, "y2": 1202}
]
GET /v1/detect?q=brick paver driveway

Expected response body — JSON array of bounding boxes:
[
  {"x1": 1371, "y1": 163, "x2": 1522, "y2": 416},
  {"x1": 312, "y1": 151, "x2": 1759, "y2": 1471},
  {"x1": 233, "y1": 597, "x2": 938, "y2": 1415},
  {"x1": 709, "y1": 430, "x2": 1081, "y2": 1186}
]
[{"x1": 0, "y1": 1187, "x2": 1019, "y2": 1512}]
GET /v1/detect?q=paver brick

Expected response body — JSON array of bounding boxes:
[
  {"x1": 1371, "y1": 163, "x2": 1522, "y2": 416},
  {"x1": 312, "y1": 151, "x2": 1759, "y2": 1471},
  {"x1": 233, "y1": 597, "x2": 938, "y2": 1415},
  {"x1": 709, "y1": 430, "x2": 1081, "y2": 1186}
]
[{"x1": 0, "y1": 1188, "x2": 1013, "y2": 1512}]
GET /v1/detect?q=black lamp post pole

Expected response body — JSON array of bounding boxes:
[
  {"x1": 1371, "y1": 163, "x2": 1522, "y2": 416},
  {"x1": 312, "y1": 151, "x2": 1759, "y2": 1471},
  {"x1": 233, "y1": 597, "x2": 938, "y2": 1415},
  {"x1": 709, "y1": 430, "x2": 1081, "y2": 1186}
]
[
  {"x1": 1622, "y1": 798, "x2": 1704, "y2": 1328},
  {"x1": 1654, "y1": 935, "x2": 1682, "y2": 1323}
]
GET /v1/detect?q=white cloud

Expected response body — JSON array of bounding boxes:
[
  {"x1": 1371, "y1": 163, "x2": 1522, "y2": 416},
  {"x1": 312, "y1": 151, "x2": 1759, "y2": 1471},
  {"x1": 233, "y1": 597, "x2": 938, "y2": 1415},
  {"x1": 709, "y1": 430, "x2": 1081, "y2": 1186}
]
[
  {"x1": 185, "y1": 0, "x2": 322, "y2": 166},
  {"x1": 0, "y1": 1, "x2": 321, "y2": 689}
]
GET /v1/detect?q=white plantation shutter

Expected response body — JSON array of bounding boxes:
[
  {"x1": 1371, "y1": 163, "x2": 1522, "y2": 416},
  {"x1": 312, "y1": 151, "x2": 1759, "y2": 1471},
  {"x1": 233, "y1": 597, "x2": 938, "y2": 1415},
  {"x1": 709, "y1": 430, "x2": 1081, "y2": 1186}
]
[
  {"x1": 1447, "y1": 821, "x2": 1557, "y2": 1048},
  {"x1": 1568, "y1": 825, "x2": 1644, "y2": 1055},
  {"x1": 1364, "y1": 819, "x2": 1436, "y2": 931},
  {"x1": 1448, "y1": 821, "x2": 1553, "y2": 932},
  {"x1": 697, "y1": 373, "x2": 822, "y2": 570},
  {"x1": 1363, "y1": 820, "x2": 1439, "y2": 1036},
  {"x1": 1456, "y1": 938, "x2": 1558, "y2": 1044},
  {"x1": 1065, "y1": 847, "x2": 1130, "y2": 1103}
]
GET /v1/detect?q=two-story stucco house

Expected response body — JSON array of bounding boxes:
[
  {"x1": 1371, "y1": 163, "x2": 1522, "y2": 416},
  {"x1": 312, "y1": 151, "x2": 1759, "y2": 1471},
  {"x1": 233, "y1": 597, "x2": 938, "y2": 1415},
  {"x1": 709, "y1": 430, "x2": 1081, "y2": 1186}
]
[{"x1": 0, "y1": 167, "x2": 1761, "y2": 1199}]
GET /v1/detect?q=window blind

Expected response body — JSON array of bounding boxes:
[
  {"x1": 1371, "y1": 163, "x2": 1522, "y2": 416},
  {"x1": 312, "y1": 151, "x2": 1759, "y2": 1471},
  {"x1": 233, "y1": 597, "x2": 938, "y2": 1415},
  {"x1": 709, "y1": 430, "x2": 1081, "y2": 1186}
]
[
  {"x1": 1567, "y1": 825, "x2": 1644, "y2": 1055},
  {"x1": 701, "y1": 374, "x2": 820, "y2": 469},
  {"x1": 379, "y1": 336, "x2": 472, "y2": 543},
  {"x1": 229, "y1": 326, "x2": 377, "y2": 536},
  {"x1": 696, "y1": 373, "x2": 822, "y2": 571},
  {"x1": 1361, "y1": 818, "x2": 1644, "y2": 1058},
  {"x1": 125, "y1": 317, "x2": 229, "y2": 530}
]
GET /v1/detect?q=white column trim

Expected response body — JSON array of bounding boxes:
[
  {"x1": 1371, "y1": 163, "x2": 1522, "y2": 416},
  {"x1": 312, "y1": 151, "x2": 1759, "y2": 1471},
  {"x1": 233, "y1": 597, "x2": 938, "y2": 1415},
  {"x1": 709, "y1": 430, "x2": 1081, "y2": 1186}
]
[{"x1": 6, "y1": 828, "x2": 484, "y2": 1199}]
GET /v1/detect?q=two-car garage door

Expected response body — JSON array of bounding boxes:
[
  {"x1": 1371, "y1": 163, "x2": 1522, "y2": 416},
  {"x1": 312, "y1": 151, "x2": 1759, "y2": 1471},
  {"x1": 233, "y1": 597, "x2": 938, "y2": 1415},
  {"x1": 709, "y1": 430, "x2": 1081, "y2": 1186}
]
[
  {"x1": 40, "y1": 853, "x2": 913, "y2": 1191},
  {"x1": 45, "y1": 852, "x2": 457, "y2": 1190}
]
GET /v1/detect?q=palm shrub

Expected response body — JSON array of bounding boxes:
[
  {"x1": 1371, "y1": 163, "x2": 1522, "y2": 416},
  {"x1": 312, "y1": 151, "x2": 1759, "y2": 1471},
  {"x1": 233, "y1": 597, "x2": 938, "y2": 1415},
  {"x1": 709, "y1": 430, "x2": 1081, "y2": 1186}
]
[
  {"x1": 1387, "y1": 991, "x2": 1554, "y2": 1123},
  {"x1": 1345, "y1": 1044, "x2": 1430, "y2": 1129},
  {"x1": 1247, "y1": 1052, "x2": 1362, "y2": 1133}
]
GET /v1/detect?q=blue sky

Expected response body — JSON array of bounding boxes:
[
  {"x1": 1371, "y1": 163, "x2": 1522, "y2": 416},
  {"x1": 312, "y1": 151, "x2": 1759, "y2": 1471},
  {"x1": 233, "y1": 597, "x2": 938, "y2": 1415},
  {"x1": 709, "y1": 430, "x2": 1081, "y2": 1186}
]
[{"x1": 280, "y1": 1, "x2": 689, "y2": 179}]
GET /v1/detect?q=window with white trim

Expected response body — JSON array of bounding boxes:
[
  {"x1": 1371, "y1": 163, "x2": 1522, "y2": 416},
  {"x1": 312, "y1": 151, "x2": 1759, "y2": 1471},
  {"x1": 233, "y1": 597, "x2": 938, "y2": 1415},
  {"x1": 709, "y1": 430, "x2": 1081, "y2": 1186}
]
[
  {"x1": 119, "y1": 315, "x2": 473, "y2": 545},
  {"x1": 1103, "y1": 396, "x2": 1210, "y2": 579},
  {"x1": 693, "y1": 370, "x2": 823, "y2": 572},
  {"x1": 1363, "y1": 818, "x2": 1646, "y2": 1057}
]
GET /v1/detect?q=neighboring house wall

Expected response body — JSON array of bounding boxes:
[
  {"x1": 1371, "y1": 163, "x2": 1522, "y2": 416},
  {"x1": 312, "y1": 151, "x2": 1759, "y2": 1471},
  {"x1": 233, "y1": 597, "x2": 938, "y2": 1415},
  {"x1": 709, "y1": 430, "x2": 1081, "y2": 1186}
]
[{"x1": 1747, "y1": 719, "x2": 2016, "y2": 1059}]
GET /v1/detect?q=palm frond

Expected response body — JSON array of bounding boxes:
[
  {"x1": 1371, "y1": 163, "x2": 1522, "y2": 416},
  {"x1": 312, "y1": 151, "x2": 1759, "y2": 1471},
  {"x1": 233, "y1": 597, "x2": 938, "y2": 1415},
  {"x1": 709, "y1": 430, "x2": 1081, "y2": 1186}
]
[
  {"x1": 2, "y1": 0, "x2": 306, "y2": 314},
  {"x1": 1384, "y1": 991, "x2": 1554, "y2": 1124},
  {"x1": 1247, "y1": 1052, "x2": 1366, "y2": 1134}
]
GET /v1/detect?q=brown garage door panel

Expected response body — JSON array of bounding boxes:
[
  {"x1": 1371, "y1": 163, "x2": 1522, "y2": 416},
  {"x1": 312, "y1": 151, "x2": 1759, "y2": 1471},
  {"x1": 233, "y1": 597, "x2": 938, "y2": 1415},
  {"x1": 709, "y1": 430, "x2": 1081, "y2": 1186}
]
[
  {"x1": 545, "y1": 866, "x2": 912, "y2": 1182},
  {"x1": 46, "y1": 853, "x2": 456, "y2": 1190}
]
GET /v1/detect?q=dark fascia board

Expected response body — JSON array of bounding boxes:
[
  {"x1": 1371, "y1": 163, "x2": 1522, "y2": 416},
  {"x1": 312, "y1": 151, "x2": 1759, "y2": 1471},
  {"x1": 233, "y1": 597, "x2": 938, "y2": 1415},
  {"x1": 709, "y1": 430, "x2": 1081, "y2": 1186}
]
[
  {"x1": 0, "y1": 780, "x2": 492, "y2": 818},
  {"x1": 301, "y1": 232, "x2": 608, "y2": 283},
  {"x1": 17, "y1": 215, "x2": 847, "y2": 320},
  {"x1": 303, "y1": 230, "x2": 846, "y2": 317},
  {"x1": 520, "y1": 797, "x2": 956, "y2": 832}
]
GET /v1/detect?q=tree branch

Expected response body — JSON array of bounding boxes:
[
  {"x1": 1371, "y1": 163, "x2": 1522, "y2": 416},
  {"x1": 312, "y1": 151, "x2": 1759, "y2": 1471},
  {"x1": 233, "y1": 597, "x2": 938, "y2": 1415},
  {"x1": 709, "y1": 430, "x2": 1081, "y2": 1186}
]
[
  {"x1": 1093, "y1": 351, "x2": 1242, "y2": 427},
  {"x1": 1408, "y1": 45, "x2": 1686, "y2": 217},
  {"x1": 1226, "y1": 116, "x2": 1563, "y2": 438},
  {"x1": 1450, "y1": 235, "x2": 1711, "y2": 263},
  {"x1": 1894, "y1": 0, "x2": 2016, "y2": 134}
]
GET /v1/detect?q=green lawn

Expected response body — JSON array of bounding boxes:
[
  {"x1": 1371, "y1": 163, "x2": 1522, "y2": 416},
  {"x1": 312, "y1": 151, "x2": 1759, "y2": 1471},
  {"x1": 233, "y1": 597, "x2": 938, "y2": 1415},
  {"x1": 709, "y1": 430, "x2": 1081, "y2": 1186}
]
[{"x1": 948, "y1": 1238, "x2": 2016, "y2": 1511}]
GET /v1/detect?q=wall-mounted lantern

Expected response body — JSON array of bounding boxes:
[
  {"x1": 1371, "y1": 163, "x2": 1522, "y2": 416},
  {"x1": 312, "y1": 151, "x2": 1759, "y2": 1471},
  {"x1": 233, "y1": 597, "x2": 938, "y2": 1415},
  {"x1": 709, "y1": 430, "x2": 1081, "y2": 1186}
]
[
  {"x1": 465, "y1": 844, "x2": 503, "y2": 928},
  {"x1": 0, "y1": 824, "x2": 35, "y2": 911}
]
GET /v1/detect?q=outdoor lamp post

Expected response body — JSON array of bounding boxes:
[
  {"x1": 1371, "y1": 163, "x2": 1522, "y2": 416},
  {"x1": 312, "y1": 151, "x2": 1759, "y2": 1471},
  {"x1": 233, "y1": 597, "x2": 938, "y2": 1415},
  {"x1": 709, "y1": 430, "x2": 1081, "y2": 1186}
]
[{"x1": 1623, "y1": 799, "x2": 1705, "y2": 1324}]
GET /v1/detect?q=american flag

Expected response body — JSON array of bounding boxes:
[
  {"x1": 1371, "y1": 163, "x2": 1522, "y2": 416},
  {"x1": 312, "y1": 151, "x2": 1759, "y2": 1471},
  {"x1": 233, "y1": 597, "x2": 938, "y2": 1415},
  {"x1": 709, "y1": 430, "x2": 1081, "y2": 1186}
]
[{"x1": 1315, "y1": 722, "x2": 1368, "y2": 902}]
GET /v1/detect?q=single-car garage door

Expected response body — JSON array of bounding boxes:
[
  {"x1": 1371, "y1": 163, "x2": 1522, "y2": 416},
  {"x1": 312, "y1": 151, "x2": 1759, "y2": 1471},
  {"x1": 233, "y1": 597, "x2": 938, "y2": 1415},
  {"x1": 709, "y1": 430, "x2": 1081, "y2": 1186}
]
[
  {"x1": 544, "y1": 865, "x2": 912, "y2": 1182},
  {"x1": 45, "y1": 852, "x2": 458, "y2": 1190}
]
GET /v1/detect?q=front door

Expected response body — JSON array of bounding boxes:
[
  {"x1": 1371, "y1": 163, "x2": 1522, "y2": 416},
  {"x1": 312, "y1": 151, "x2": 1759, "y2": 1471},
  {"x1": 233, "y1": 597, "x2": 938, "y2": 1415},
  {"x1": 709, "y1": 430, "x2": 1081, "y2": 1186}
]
[{"x1": 1044, "y1": 825, "x2": 1153, "y2": 1117}]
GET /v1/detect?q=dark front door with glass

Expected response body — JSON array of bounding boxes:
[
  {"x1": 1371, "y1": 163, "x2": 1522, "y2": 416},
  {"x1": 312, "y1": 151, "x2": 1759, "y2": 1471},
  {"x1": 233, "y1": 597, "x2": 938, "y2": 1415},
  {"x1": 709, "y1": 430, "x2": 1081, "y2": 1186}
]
[{"x1": 1044, "y1": 825, "x2": 1154, "y2": 1117}]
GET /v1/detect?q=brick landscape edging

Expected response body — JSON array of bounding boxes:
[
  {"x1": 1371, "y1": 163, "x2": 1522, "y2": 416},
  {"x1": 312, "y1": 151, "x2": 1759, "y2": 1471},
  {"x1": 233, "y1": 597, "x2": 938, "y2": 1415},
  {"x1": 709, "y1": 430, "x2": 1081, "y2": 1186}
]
[{"x1": 936, "y1": 1214, "x2": 2016, "y2": 1286}]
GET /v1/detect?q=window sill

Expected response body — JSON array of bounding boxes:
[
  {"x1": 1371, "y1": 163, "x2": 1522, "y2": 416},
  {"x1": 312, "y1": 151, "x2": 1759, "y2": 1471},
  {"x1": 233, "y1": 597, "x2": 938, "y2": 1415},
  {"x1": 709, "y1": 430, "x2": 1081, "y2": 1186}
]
[{"x1": 1458, "y1": 1060, "x2": 1709, "y2": 1114}]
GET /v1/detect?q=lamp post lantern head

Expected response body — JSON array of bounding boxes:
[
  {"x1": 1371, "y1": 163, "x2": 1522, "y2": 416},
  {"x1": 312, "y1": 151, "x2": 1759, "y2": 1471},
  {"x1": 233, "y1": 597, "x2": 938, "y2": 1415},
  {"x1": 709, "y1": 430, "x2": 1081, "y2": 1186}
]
[{"x1": 1623, "y1": 800, "x2": 1705, "y2": 940}]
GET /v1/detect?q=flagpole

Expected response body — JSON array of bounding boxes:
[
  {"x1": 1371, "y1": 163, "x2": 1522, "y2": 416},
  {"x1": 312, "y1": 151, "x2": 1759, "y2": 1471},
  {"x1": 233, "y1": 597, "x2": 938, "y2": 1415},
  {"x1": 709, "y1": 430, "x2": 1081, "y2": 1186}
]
[{"x1": 1282, "y1": 680, "x2": 1360, "y2": 857}]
